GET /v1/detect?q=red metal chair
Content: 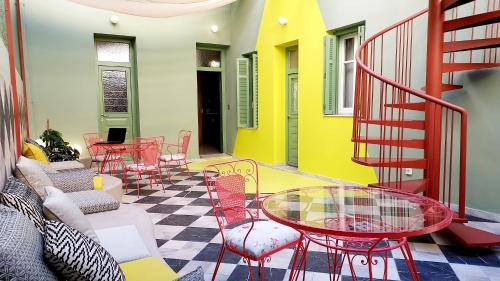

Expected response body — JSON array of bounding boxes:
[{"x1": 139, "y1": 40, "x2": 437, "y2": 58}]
[
  {"x1": 83, "y1": 132, "x2": 122, "y2": 174},
  {"x1": 203, "y1": 159, "x2": 301, "y2": 281},
  {"x1": 122, "y1": 138, "x2": 164, "y2": 197},
  {"x1": 160, "y1": 130, "x2": 192, "y2": 181}
]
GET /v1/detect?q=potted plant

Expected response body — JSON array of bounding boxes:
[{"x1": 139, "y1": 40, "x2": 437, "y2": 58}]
[{"x1": 40, "y1": 129, "x2": 80, "y2": 162}]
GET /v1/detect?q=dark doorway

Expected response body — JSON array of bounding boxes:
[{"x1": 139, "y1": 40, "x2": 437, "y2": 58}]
[{"x1": 197, "y1": 71, "x2": 222, "y2": 155}]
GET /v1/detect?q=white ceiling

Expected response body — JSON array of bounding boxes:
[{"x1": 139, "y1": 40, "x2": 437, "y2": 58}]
[{"x1": 67, "y1": 0, "x2": 237, "y2": 17}]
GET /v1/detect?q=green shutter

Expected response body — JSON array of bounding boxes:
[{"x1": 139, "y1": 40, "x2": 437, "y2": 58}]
[
  {"x1": 251, "y1": 53, "x2": 258, "y2": 128},
  {"x1": 358, "y1": 25, "x2": 365, "y2": 45},
  {"x1": 323, "y1": 35, "x2": 338, "y2": 115},
  {"x1": 237, "y1": 58, "x2": 250, "y2": 128}
]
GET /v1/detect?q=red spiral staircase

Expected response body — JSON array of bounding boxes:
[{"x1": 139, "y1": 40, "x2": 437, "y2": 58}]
[{"x1": 352, "y1": 0, "x2": 500, "y2": 247}]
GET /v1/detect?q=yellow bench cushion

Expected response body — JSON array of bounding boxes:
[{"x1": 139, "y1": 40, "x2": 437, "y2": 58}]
[
  {"x1": 22, "y1": 143, "x2": 49, "y2": 164},
  {"x1": 120, "y1": 257, "x2": 178, "y2": 281}
]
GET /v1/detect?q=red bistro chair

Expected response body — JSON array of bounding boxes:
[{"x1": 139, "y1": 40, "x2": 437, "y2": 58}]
[
  {"x1": 203, "y1": 159, "x2": 301, "y2": 281},
  {"x1": 83, "y1": 132, "x2": 122, "y2": 174},
  {"x1": 122, "y1": 138, "x2": 164, "y2": 197},
  {"x1": 160, "y1": 130, "x2": 192, "y2": 181},
  {"x1": 133, "y1": 136, "x2": 165, "y2": 181}
]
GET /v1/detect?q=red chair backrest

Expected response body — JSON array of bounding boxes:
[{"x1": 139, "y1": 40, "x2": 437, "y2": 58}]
[
  {"x1": 83, "y1": 132, "x2": 105, "y2": 156},
  {"x1": 203, "y1": 159, "x2": 259, "y2": 229},
  {"x1": 178, "y1": 130, "x2": 192, "y2": 155},
  {"x1": 131, "y1": 137, "x2": 163, "y2": 166},
  {"x1": 214, "y1": 174, "x2": 247, "y2": 225},
  {"x1": 134, "y1": 136, "x2": 164, "y2": 153}
]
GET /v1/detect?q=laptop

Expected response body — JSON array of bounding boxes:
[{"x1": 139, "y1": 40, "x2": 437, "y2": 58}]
[{"x1": 96, "y1": 128, "x2": 127, "y2": 144}]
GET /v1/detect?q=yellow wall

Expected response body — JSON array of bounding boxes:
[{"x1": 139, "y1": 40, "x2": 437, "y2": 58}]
[{"x1": 233, "y1": 0, "x2": 377, "y2": 185}]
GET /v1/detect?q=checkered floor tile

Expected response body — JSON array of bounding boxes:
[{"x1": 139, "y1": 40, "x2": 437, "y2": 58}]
[{"x1": 112, "y1": 167, "x2": 500, "y2": 281}]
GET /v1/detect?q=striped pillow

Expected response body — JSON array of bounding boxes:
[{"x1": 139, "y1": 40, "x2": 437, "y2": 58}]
[
  {"x1": 0, "y1": 192, "x2": 45, "y2": 233},
  {"x1": 44, "y1": 220, "x2": 125, "y2": 281}
]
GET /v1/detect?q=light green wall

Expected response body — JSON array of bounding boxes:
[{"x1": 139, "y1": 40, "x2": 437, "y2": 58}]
[
  {"x1": 22, "y1": 0, "x2": 232, "y2": 158},
  {"x1": 445, "y1": 69, "x2": 500, "y2": 214},
  {"x1": 226, "y1": 0, "x2": 265, "y2": 152},
  {"x1": 317, "y1": 0, "x2": 427, "y2": 37}
]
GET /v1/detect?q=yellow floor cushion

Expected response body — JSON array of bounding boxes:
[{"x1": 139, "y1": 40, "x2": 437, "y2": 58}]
[
  {"x1": 120, "y1": 257, "x2": 178, "y2": 281},
  {"x1": 22, "y1": 143, "x2": 49, "y2": 164}
]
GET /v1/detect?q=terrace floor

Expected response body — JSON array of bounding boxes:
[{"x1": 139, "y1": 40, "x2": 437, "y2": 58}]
[{"x1": 116, "y1": 159, "x2": 500, "y2": 281}]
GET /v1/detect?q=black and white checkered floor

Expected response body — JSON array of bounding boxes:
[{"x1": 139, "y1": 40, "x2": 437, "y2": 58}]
[{"x1": 115, "y1": 167, "x2": 500, "y2": 281}]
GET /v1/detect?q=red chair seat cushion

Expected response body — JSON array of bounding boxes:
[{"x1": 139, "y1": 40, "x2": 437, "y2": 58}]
[{"x1": 224, "y1": 221, "x2": 300, "y2": 259}]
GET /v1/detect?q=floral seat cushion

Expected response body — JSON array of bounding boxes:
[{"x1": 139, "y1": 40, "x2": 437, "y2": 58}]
[
  {"x1": 160, "y1": 153, "x2": 185, "y2": 161},
  {"x1": 126, "y1": 163, "x2": 156, "y2": 171},
  {"x1": 223, "y1": 220, "x2": 300, "y2": 259}
]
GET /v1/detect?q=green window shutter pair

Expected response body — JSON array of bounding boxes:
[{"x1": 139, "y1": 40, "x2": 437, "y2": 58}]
[
  {"x1": 237, "y1": 54, "x2": 258, "y2": 128},
  {"x1": 323, "y1": 25, "x2": 365, "y2": 115},
  {"x1": 323, "y1": 35, "x2": 338, "y2": 115}
]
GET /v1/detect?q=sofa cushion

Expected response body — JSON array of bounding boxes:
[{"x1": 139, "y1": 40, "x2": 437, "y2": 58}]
[
  {"x1": 43, "y1": 186, "x2": 99, "y2": 242},
  {"x1": 101, "y1": 174, "x2": 123, "y2": 202},
  {"x1": 40, "y1": 162, "x2": 59, "y2": 173},
  {"x1": 44, "y1": 220, "x2": 125, "y2": 281},
  {"x1": 0, "y1": 193, "x2": 45, "y2": 233},
  {"x1": 95, "y1": 225, "x2": 151, "y2": 263},
  {"x1": 3, "y1": 176, "x2": 43, "y2": 214},
  {"x1": 22, "y1": 142, "x2": 49, "y2": 164},
  {"x1": 67, "y1": 190, "x2": 120, "y2": 214},
  {"x1": 224, "y1": 220, "x2": 301, "y2": 258},
  {"x1": 47, "y1": 168, "x2": 96, "y2": 193},
  {"x1": 49, "y1": 160, "x2": 85, "y2": 171},
  {"x1": 0, "y1": 205, "x2": 58, "y2": 281},
  {"x1": 120, "y1": 257, "x2": 177, "y2": 281},
  {"x1": 14, "y1": 156, "x2": 54, "y2": 198}
]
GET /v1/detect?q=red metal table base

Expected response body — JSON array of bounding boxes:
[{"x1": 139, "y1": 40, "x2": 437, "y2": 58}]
[{"x1": 289, "y1": 233, "x2": 419, "y2": 281}]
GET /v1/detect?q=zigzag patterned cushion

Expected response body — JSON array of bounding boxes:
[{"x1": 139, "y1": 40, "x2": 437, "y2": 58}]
[
  {"x1": 44, "y1": 220, "x2": 125, "y2": 281},
  {"x1": 47, "y1": 168, "x2": 97, "y2": 193},
  {"x1": 0, "y1": 192, "x2": 45, "y2": 233},
  {"x1": 0, "y1": 205, "x2": 58, "y2": 280},
  {"x1": 66, "y1": 190, "x2": 120, "y2": 214}
]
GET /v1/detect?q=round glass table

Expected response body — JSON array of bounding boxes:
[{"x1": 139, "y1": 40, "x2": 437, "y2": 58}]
[{"x1": 262, "y1": 186, "x2": 453, "y2": 281}]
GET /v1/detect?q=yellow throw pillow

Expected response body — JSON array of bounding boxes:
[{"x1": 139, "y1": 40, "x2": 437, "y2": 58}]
[
  {"x1": 22, "y1": 143, "x2": 49, "y2": 164},
  {"x1": 120, "y1": 257, "x2": 178, "y2": 281}
]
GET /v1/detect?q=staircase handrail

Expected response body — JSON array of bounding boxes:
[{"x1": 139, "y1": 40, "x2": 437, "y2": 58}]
[{"x1": 356, "y1": 9, "x2": 467, "y2": 114}]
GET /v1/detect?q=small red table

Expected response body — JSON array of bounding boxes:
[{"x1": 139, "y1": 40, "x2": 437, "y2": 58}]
[
  {"x1": 262, "y1": 186, "x2": 453, "y2": 281},
  {"x1": 92, "y1": 142, "x2": 137, "y2": 174}
]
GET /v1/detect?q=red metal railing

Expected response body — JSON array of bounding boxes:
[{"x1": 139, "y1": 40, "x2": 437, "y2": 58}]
[
  {"x1": 444, "y1": 0, "x2": 500, "y2": 78},
  {"x1": 352, "y1": 9, "x2": 468, "y2": 219}
]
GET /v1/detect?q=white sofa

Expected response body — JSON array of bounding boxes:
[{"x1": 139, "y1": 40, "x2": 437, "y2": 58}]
[{"x1": 13, "y1": 157, "x2": 169, "y2": 269}]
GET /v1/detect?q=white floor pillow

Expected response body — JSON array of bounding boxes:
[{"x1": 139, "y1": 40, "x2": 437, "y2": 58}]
[
  {"x1": 95, "y1": 225, "x2": 151, "y2": 263},
  {"x1": 43, "y1": 186, "x2": 99, "y2": 242}
]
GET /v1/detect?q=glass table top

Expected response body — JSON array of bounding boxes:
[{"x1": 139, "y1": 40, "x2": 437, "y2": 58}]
[{"x1": 262, "y1": 186, "x2": 453, "y2": 239}]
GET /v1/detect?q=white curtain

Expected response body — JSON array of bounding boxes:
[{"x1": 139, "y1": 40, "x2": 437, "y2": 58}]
[{"x1": 67, "y1": 0, "x2": 237, "y2": 17}]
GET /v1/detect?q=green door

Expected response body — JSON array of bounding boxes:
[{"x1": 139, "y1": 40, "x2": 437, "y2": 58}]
[
  {"x1": 286, "y1": 47, "x2": 299, "y2": 166},
  {"x1": 98, "y1": 66, "x2": 134, "y2": 139}
]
